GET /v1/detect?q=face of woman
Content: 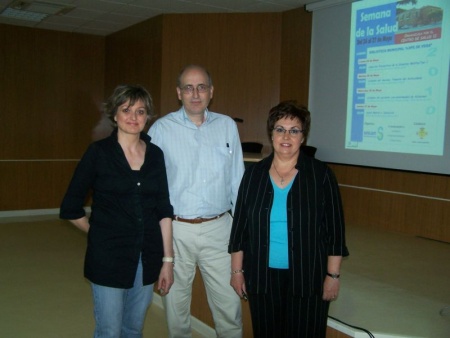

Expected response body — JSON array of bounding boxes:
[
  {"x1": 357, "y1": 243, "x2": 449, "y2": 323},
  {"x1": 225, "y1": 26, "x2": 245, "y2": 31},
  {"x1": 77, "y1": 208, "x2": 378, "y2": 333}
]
[
  {"x1": 271, "y1": 117, "x2": 304, "y2": 156},
  {"x1": 114, "y1": 99, "x2": 148, "y2": 135}
]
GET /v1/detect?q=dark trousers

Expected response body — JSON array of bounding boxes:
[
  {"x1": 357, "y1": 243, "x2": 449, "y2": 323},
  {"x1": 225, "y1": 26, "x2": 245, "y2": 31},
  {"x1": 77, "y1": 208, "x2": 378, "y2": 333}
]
[{"x1": 249, "y1": 268, "x2": 330, "y2": 338}]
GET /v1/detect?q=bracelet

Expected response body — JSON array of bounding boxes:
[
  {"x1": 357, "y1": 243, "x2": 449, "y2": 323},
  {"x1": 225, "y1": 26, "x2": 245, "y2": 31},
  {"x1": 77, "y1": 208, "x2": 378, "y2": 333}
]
[
  {"x1": 162, "y1": 257, "x2": 174, "y2": 263},
  {"x1": 326, "y1": 272, "x2": 340, "y2": 279},
  {"x1": 231, "y1": 269, "x2": 244, "y2": 275}
]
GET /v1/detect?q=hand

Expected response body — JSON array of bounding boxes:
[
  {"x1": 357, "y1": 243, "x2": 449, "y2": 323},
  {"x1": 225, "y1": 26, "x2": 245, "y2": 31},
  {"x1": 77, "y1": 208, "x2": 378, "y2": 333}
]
[
  {"x1": 322, "y1": 276, "x2": 340, "y2": 301},
  {"x1": 157, "y1": 262, "x2": 174, "y2": 296},
  {"x1": 230, "y1": 272, "x2": 247, "y2": 300}
]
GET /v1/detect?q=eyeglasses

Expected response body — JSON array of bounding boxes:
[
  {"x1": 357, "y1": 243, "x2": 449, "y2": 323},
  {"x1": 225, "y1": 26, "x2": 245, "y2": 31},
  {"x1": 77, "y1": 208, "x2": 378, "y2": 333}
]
[
  {"x1": 273, "y1": 127, "x2": 304, "y2": 137},
  {"x1": 179, "y1": 84, "x2": 210, "y2": 94}
]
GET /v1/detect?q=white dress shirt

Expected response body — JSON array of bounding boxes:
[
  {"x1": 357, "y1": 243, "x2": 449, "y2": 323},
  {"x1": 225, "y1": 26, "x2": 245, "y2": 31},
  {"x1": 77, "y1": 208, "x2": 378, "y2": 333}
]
[{"x1": 149, "y1": 107, "x2": 245, "y2": 218}]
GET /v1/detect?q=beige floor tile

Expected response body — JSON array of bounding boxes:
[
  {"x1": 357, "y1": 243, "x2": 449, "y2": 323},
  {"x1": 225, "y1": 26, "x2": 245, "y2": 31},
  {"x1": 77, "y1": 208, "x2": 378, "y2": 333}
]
[{"x1": 0, "y1": 216, "x2": 207, "y2": 337}]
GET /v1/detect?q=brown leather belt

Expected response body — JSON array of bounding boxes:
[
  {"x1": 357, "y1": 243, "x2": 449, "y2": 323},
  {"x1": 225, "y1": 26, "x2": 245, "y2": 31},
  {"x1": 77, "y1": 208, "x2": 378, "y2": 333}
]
[{"x1": 173, "y1": 213, "x2": 225, "y2": 224}]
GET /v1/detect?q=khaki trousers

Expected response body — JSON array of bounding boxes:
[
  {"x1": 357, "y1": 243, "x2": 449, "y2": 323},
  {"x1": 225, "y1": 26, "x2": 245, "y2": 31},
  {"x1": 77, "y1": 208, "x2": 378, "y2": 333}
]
[{"x1": 163, "y1": 213, "x2": 243, "y2": 338}]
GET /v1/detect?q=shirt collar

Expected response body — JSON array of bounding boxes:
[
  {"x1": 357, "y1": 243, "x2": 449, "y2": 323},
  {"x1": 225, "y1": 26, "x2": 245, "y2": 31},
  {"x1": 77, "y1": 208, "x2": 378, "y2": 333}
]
[{"x1": 181, "y1": 107, "x2": 210, "y2": 125}]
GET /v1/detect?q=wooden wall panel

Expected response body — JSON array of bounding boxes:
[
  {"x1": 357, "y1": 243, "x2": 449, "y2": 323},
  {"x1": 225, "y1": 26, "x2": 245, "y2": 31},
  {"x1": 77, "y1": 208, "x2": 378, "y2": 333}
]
[
  {"x1": 0, "y1": 24, "x2": 104, "y2": 211},
  {"x1": 331, "y1": 164, "x2": 450, "y2": 199},
  {"x1": 330, "y1": 164, "x2": 450, "y2": 243},
  {"x1": 160, "y1": 13, "x2": 282, "y2": 149},
  {"x1": 280, "y1": 8, "x2": 312, "y2": 106},
  {"x1": 105, "y1": 16, "x2": 163, "y2": 127},
  {"x1": 0, "y1": 161, "x2": 79, "y2": 211}
]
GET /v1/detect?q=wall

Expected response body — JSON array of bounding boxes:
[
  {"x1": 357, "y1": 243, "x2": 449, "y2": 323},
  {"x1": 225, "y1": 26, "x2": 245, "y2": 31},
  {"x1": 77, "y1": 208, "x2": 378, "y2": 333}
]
[
  {"x1": 104, "y1": 16, "x2": 163, "y2": 122},
  {"x1": 0, "y1": 24, "x2": 105, "y2": 211},
  {"x1": 331, "y1": 164, "x2": 450, "y2": 242},
  {"x1": 280, "y1": 8, "x2": 312, "y2": 105}
]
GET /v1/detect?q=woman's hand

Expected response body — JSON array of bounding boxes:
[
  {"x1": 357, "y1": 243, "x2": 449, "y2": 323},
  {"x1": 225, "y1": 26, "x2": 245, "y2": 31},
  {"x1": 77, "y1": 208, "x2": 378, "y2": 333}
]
[
  {"x1": 69, "y1": 216, "x2": 90, "y2": 233},
  {"x1": 230, "y1": 272, "x2": 247, "y2": 300},
  {"x1": 322, "y1": 276, "x2": 340, "y2": 301},
  {"x1": 230, "y1": 251, "x2": 247, "y2": 300},
  {"x1": 157, "y1": 262, "x2": 174, "y2": 296},
  {"x1": 324, "y1": 256, "x2": 342, "y2": 301},
  {"x1": 158, "y1": 217, "x2": 174, "y2": 296}
]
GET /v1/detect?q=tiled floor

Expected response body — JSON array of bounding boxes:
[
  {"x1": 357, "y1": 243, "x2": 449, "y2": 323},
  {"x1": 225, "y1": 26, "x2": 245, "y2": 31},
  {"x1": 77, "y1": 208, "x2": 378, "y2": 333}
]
[
  {"x1": 1, "y1": 214, "x2": 449, "y2": 338},
  {"x1": 329, "y1": 225, "x2": 450, "y2": 338},
  {"x1": 0, "y1": 215, "x2": 205, "y2": 338}
]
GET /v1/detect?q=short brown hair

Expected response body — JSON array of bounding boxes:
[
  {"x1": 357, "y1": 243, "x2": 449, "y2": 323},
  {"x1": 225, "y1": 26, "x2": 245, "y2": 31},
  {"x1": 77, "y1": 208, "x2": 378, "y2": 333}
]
[
  {"x1": 104, "y1": 84, "x2": 154, "y2": 126},
  {"x1": 267, "y1": 100, "x2": 311, "y2": 141}
]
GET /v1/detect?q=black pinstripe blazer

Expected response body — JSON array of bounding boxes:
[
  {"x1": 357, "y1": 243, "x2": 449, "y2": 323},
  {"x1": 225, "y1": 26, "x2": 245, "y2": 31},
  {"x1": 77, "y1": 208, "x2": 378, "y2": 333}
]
[{"x1": 228, "y1": 151, "x2": 349, "y2": 296}]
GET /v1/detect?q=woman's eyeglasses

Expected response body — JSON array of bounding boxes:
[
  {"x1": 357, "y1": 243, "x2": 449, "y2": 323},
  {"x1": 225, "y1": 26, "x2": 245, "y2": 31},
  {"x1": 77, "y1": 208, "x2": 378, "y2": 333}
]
[{"x1": 272, "y1": 127, "x2": 304, "y2": 137}]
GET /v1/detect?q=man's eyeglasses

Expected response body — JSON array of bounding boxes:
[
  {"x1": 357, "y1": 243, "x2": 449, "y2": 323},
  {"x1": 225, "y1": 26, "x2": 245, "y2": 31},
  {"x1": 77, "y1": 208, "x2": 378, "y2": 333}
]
[
  {"x1": 273, "y1": 127, "x2": 304, "y2": 137},
  {"x1": 179, "y1": 84, "x2": 210, "y2": 94}
]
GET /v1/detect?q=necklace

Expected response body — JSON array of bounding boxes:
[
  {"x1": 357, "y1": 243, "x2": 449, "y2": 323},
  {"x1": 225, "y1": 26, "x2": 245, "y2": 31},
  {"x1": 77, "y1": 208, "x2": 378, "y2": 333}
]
[{"x1": 272, "y1": 163, "x2": 296, "y2": 186}]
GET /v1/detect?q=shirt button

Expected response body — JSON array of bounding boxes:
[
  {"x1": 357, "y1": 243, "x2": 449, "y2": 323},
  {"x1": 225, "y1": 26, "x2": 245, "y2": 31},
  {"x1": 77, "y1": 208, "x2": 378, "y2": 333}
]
[{"x1": 137, "y1": 182, "x2": 141, "y2": 186}]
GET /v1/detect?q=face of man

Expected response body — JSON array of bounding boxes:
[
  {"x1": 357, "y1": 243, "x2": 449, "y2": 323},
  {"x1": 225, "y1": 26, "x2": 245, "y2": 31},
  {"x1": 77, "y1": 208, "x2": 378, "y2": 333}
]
[{"x1": 176, "y1": 66, "x2": 214, "y2": 119}]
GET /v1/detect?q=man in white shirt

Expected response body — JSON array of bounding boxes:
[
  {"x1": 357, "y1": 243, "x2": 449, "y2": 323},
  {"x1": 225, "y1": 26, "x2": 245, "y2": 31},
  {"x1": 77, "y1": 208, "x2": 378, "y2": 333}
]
[{"x1": 149, "y1": 64, "x2": 244, "y2": 338}]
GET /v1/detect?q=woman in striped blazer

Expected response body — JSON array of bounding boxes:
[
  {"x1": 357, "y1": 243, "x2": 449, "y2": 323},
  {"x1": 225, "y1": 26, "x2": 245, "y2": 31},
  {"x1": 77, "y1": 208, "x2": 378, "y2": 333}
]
[{"x1": 228, "y1": 101, "x2": 349, "y2": 338}]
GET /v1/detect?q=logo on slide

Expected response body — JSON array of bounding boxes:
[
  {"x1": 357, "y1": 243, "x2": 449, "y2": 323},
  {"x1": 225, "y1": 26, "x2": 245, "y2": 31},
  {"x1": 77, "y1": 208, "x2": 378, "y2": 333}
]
[
  {"x1": 417, "y1": 127, "x2": 428, "y2": 139},
  {"x1": 377, "y1": 126, "x2": 384, "y2": 140}
]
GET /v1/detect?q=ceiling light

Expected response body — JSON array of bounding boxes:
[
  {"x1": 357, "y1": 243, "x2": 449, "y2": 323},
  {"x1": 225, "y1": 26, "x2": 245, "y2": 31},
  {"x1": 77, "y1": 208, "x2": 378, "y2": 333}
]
[
  {"x1": 0, "y1": 0, "x2": 75, "y2": 22},
  {"x1": 1, "y1": 7, "x2": 48, "y2": 21}
]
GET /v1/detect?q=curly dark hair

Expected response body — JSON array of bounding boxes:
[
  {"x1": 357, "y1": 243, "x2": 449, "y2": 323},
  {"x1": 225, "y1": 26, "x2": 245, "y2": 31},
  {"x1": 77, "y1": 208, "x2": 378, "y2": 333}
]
[{"x1": 267, "y1": 100, "x2": 311, "y2": 141}]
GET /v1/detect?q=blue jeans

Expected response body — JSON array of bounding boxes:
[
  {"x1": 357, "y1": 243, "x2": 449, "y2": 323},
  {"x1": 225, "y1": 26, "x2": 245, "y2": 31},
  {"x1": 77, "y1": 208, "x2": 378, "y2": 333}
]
[{"x1": 91, "y1": 258, "x2": 154, "y2": 338}]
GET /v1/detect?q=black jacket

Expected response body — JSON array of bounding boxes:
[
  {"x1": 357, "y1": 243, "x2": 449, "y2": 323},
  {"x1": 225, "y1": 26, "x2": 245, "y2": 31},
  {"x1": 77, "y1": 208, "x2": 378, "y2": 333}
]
[
  {"x1": 60, "y1": 130, "x2": 173, "y2": 288},
  {"x1": 228, "y1": 151, "x2": 349, "y2": 296}
]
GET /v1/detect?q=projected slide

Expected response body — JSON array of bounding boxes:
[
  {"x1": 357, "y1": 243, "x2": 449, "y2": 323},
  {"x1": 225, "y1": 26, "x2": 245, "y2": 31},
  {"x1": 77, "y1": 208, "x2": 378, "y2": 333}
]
[{"x1": 346, "y1": 0, "x2": 449, "y2": 155}]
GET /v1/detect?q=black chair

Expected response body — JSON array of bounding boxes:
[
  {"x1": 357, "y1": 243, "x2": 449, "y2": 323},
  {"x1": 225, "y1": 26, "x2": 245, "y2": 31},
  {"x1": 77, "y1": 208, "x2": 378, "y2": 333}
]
[
  {"x1": 301, "y1": 145, "x2": 317, "y2": 158},
  {"x1": 241, "y1": 142, "x2": 263, "y2": 153}
]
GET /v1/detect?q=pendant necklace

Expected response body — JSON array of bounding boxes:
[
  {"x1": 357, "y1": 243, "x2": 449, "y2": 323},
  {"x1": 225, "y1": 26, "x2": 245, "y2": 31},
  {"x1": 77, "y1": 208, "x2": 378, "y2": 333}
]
[{"x1": 272, "y1": 163, "x2": 296, "y2": 186}]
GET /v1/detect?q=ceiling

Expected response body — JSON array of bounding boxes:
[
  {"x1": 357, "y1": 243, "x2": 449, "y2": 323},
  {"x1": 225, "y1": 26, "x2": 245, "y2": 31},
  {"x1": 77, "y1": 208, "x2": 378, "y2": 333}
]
[{"x1": 0, "y1": 0, "x2": 321, "y2": 36}]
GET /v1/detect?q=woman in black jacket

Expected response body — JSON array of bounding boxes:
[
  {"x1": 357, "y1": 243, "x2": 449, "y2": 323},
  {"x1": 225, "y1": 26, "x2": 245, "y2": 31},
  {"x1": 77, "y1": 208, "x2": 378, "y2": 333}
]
[
  {"x1": 228, "y1": 101, "x2": 349, "y2": 338},
  {"x1": 60, "y1": 85, "x2": 174, "y2": 338}
]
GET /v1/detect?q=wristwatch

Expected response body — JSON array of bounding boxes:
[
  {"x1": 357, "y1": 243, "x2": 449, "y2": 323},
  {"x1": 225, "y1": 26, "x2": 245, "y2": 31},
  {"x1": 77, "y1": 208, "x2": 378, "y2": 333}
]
[
  {"x1": 162, "y1": 256, "x2": 175, "y2": 265},
  {"x1": 326, "y1": 272, "x2": 340, "y2": 279}
]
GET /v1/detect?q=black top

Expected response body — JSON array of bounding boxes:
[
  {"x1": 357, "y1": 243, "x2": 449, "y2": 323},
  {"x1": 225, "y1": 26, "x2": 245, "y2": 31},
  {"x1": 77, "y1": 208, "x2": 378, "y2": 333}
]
[
  {"x1": 228, "y1": 151, "x2": 349, "y2": 296},
  {"x1": 60, "y1": 129, "x2": 173, "y2": 288}
]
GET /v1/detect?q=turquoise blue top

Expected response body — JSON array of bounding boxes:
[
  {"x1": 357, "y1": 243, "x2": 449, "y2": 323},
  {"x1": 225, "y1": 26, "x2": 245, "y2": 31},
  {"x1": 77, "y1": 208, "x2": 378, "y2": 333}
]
[{"x1": 268, "y1": 176, "x2": 295, "y2": 269}]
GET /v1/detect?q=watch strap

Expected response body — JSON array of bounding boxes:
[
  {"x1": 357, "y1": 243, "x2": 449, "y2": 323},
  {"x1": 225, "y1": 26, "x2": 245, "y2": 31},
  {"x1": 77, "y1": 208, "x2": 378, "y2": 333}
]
[{"x1": 326, "y1": 272, "x2": 340, "y2": 279}]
